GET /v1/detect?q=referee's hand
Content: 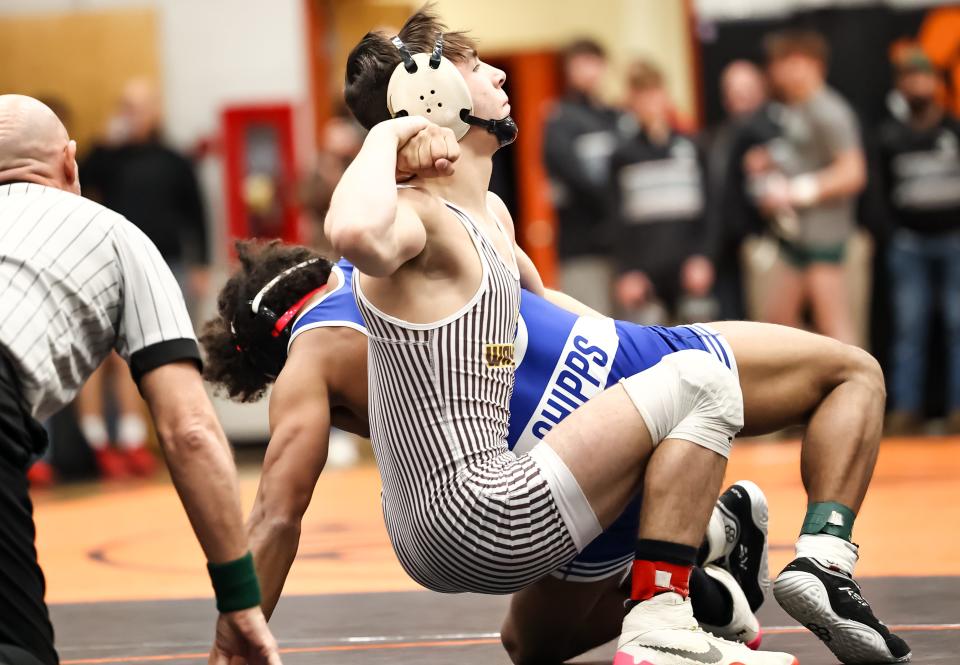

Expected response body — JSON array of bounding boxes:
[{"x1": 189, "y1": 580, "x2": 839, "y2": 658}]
[{"x1": 209, "y1": 607, "x2": 282, "y2": 665}]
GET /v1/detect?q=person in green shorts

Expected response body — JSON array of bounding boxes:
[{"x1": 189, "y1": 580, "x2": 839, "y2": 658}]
[{"x1": 751, "y1": 29, "x2": 866, "y2": 345}]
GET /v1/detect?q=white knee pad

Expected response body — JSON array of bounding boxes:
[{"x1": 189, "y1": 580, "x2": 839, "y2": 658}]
[{"x1": 619, "y1": 349, "x2": 743, "y2": 458}]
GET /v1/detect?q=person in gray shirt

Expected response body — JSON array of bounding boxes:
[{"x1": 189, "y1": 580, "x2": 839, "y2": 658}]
[{"x1": 752, "y1": 30, "x2": 866, "y2": 344}]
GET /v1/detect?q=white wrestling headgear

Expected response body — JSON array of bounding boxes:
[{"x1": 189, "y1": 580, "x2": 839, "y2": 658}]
[{"x1": 386, "y1": 34, "x2": 518, "y2": 147}]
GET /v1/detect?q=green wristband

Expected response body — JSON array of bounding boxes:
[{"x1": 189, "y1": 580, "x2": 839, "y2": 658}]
[{"x1": 207, "y1": 552, "x2": 262, "y2": 613}]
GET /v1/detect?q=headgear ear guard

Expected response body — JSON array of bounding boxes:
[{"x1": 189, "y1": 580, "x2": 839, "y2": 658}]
[
  {"x1": 231, "y1": 258, "x2": 327, "y2": 379},
  {"x1": 386, "y1": 34, "x2": 518, "y2": 148}
]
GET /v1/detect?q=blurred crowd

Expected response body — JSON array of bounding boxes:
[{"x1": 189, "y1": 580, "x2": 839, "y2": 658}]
[
  {"x1": 543, "y1": 30, "x2": 960, "y2": 437},
  {"x1": 28, "y1": 27, "x2": 960, "y2": 487}
]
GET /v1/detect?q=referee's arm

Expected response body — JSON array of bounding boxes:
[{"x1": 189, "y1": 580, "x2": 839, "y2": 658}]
[
  {"x1": 111, "y1": 221, "x2": 280, "y2": 661},
  {"x1": 110, "y1": 223, "x2": 249, "y2": 567},
  {"x1": 137, "y1": 368, "x2": 278, "y2": 661},
  {"x1": 140, "y1": 362, "x2": 246, "y2": 563}
]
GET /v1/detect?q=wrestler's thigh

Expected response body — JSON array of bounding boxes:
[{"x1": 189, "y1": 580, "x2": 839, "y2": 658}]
[{"x1": 707, "y1": 321, "x2": 856, "y2": 435}]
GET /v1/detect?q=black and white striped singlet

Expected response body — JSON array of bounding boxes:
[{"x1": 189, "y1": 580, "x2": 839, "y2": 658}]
[{"x1": 354, "y1": 199, "x2": 580, "y2": 594}]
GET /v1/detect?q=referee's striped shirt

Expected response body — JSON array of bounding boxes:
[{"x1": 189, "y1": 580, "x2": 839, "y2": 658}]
[{"x1": 0, "y1": 182, "x2": 200, "y2": 420}]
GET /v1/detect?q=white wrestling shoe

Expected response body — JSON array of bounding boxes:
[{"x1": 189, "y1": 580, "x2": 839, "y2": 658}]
[
  {"x1": 614, "y1": 592, "x2": 798, "y2": 665},
  {"x1": 698, "y1": 564, "x2": 762, "y2": 649}
]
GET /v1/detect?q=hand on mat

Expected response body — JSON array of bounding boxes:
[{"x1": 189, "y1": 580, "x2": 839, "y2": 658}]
[
  {"x1": 390, "y1": 117, "x2": 460, "y2": 178},
  {"x1": 209, "y1": 607, "x2": 282, "y2": 665}
]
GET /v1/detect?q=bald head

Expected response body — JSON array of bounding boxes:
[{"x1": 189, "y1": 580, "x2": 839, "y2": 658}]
[
  {"x1": 721, "y1": 60, "x2": 767, "y2": 118},
  {"x1": 0, "y1": 95, "x2": 78, "y2": 193}
]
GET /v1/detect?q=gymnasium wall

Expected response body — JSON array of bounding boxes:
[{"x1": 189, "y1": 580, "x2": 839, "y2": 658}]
[
  {"x1": 0, "y1": 8, "x2": 160, "y2": 151},
  {"x1": 0, "y1": 0, "x2": 310, "y2": 150}
]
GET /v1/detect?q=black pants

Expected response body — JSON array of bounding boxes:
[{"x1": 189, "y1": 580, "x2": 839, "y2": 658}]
[{"x1": 0, "y1": 356, "x2": 57, "y2": 665}]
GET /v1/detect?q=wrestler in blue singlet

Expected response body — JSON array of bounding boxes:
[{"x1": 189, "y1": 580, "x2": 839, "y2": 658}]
[{"x1": 290, "y1": 258, "x2": 737, "y2": 582}]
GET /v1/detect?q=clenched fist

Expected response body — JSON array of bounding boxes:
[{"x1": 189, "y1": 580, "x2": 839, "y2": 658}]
[{"x1": 376, "y1": 116, "x2": 460, "y2": 178}]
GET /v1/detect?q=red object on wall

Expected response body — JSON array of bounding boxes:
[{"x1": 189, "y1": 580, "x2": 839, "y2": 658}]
[
  {"x1": 684, "y1": 0, "x2": 705, "y2": 131},
  {"x1": 304, "y1": 0, "x2": 333, "y2": 152},
  {"x1": 222, "y1": 104, "x2": 301, "y2": 254},
  {"x1": 501, "y1": 51, "x2": 561, "y2": 288}
]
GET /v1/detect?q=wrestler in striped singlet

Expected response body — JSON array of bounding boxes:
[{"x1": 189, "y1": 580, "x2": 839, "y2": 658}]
[{"x1": 353, "y1": 198, "x2": 583, "y2": 594}]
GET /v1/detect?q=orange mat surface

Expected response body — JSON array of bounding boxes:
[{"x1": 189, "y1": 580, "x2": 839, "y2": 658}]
[{"x1": 34, "y1": 437, "x2": 960, "y2": 604}]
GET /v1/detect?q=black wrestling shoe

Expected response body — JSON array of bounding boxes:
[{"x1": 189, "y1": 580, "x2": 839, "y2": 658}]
[
  {"x1": 715, "y1": 480, "x2": 769, "y2": 612},
  {"x1": 774, "y1": 557, "x2": 911, "y2": 663}
]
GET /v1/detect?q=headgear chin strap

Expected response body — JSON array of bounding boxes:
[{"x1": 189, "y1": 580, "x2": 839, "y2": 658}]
[
  {"x1": 386, "y1": 34, "x2": 518, "y2": 148},
  {"x1": 460, "y1": 111, "x2": 519, "y2": 149}
]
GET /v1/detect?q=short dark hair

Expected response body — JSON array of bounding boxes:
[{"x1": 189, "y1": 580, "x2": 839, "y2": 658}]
[
  {"x1": 562, "y1": 38, "x2": 606, "y2": 65},
  {"x1": 199, "y1": 240, "x2": 333, "y2": 402},
  {"x1": 344, "y1": 3, "x2": 477, "y2": 130},
  {"x1": 627, "y1": 59, "x2": 665, "y2": 92},
  {"x1": 764, "y1": 29, "x2": 829, "y2": 64}
]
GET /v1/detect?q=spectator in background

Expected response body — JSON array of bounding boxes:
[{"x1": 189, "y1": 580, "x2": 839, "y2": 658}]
[
  {"x1": 82, "y1": 79, "x2": 210, "y2": 304},
  {"x1": 705, "y1": 61, "x2": 769, "y2": 320},
  {"x1": 610, "y1": 60, "x2": 713, "y2": 325},
  {"x1": 75, "y1": 78, "x2": 210, "y2": 478},
  {"x1": 875, "y1": 47, "x2": 960, "y2": 434},
  {"x1": 543, "y1": 38, "x2": 622, "y2": 315},
  {"x1": 301, "y1": 109, "x2": 365, "y2": 255},
  {"x1": 756, "y1": 30, "x2": 866, "y2": 344}
]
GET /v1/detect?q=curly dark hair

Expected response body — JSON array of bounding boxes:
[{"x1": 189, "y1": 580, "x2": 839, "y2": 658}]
[{"x1": 200, "y1": 240, "x2": 333, "y2": 403}]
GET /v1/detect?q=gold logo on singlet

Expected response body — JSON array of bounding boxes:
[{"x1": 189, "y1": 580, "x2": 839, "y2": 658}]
[{"x1": 484, "y1": 343, "x2": 515, "y2": 368}]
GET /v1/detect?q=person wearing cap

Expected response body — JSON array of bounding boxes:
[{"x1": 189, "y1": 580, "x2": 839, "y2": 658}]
[{"x1": 875, "y1": 46, "x2": 960, "y2": 434}]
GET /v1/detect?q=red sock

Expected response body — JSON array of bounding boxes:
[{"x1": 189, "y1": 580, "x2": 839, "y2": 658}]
[{"x1": 631, "y1": 559, "x2": 692, "y2": 601}]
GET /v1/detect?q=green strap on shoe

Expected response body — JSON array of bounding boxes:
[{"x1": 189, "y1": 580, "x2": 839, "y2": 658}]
[
  {"x1": 801, "y1": 502, "x2": 856, "y2": 541},
  {"x1": 207, "y1": 551, "x2": 262, "y2": 613}
]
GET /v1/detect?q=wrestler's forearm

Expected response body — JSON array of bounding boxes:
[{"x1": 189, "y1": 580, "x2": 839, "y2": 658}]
[
  {"x1": 247, "y1": 508, "x2": 301, "y2": 620},
  {"x1": 544, "y1": 288, "x2": 605, "y2": 319}
]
